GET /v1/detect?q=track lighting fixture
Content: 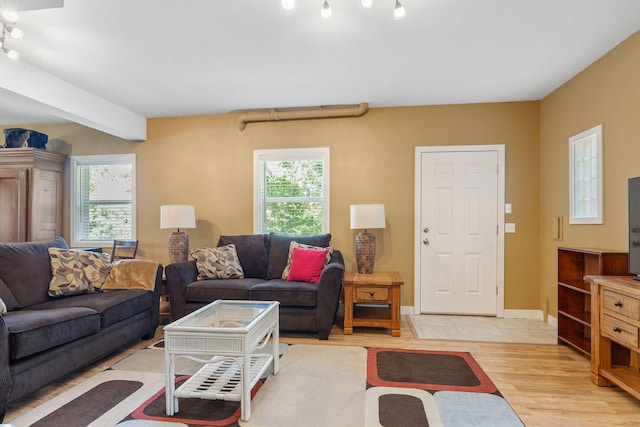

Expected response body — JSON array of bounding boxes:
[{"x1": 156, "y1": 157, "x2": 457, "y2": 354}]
[
  {"x1": 1, "y1": 10, "x2": 22, "y2": 61},
  {"x1": 321, "y1": 1, "x2": 332, "y2": 18},
  {"x1": 280, "y1": 0, "x2": 405, "y2": 19},
  {"x1": 394, "y1": 0, "x2": 406, "y2": 20}
]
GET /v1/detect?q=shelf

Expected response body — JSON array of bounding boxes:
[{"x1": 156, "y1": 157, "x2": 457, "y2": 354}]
[
  {"x1": 558, "y1": 335, "x2": 590, "y2": 356},
  {"x1": 557, "y1": 248, "x2": 628, "y2": 357},
  {"x1": 558, "y1": 309, "x2": 590, "y2": 326}
]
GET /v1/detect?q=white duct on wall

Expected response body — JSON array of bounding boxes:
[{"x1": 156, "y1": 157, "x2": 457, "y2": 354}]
[{"x1": 236, "y1": 102, "x2": 369, "y2": 130}]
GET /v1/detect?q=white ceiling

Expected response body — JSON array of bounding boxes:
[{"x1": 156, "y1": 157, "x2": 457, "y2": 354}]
[{"x1": 1, "y1": 0, "x2": 640, "y2": 137}]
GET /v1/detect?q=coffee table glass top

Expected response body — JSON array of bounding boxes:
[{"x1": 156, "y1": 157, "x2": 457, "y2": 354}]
[{"x1": 165, "y1": 300, "x2": 277, "y2": 331}]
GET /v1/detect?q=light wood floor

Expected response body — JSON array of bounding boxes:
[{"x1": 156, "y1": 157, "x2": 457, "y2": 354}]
[{"x1": 5, "y1": 315, "x2": 640, "y2": 426}]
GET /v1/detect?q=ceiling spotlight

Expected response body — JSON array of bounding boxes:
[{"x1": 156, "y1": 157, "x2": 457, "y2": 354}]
[
  {"x1": 2, "y1": 46, "x2": 19, "y2": 60},
  {"x1": 321, "y1": 0, "x2": 332, "y2": 18},
  {"x1": 394, "y1": 0, "x2": 406, "y2": 20},
  {"x1": 281, "y1": 0, "x2": 295, "y2": 10},
  {"x1": 1, "y1": 10, "x2": 18, "y2": 24},
  {"x1": 6, "y1": 26, "x2": 23, "y2": 40},
  {"x1": 361, "y1": 0, "x2": 373, "y2": 7}
]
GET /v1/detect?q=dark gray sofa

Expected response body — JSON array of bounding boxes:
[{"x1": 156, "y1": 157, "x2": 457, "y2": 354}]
[
  {"x1": 0, "y1": 237, "x2": 162, "y2": 420},
  {"x1": 165, "y1": 233, "x2": 345, "y2": 340}
]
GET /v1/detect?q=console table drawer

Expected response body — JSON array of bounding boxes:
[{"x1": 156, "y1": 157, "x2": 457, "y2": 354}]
[
  {"x1": 604, "y1": 290, "x2": 640, "y2": 321},
  {"x1": 601, "y1": 314, "x2": 639, "y2": 348},
  {"x1": 355, "y1": 286, "x2": 390, "y2": 302}
]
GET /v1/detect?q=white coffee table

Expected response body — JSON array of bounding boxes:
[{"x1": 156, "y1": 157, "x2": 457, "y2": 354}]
[{"x1": 164, "y1": 300, "x2": 279, "y2": 421}]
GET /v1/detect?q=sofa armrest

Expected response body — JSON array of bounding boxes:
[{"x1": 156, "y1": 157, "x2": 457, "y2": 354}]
[
  {"x1": 315, "y1": 250, "x2": 345, "y2": 339},
  {"x1": 165, "y1": 260, "x2": 198, "y2": 320},
  {"x1": 0, "y1": 315, "x2": 10, "y2": 421},
  {"x1": 145, "y1": 265, "x2": 164, "y2": 339}
]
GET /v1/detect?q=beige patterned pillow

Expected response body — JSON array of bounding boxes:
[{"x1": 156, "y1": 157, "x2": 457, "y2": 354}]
[
  {"x1": 281, "y1": 241, "x2": 333, "y2": 280},
  {"x1": 191, "y1": 244, "x2": 244, "y2": 280},
  {"x1": 48, "y1": 248, "x2": 112, "y2": 296}
]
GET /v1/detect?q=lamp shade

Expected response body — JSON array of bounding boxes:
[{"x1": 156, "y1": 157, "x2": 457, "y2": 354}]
[
  {"x1": 160, "y1": 205, "x2": 196, "y2": 229},
  {"x1": 350, "y1": 204, "x2": 386, "y2": 230}
]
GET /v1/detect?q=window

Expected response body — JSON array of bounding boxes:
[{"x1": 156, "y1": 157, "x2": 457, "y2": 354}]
[
  {"x1": 70, "y1": 154, "x2": 136, "y2": 247},
  {"x1": 254, "y1": 148, "x2": 329, "y2": 235},
  {"x1": 569, "y1": 124, "x2": 603, "y2": 224}
]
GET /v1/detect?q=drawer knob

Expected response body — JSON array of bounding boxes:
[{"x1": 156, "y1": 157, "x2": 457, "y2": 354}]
[
  {"x1": 614, "y1": 301, "x2": 623, "y2": 307},
  {"x1": 369, "y1": 291, "x2": 375, "y2": 297},
  {"x1": 613, "y1": 326, "x2": 622, "y2": 333}
]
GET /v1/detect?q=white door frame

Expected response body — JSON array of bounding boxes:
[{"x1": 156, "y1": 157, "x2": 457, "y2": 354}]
[{"x1": 414, "y1": 145, "x2": 505, "y2": 317}]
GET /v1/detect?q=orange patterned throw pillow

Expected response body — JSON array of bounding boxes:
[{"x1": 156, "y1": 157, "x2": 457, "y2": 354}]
[
  {"x1": 191, "y1": 244, "x2": 245, "y2": 280},
  {"x1": 286, "y1": 247, "x2": 329, "y2": 284},
  {"x1": 48, "y1": 248, "x2": 111, "y2": 296}
]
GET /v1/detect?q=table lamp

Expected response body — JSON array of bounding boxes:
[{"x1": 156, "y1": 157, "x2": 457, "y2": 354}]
[
  {"x1": 160, "y1": 204, "x2": 196, "y2": 264},
  {"x1": 350, "y1": 204, "x2": 386, "y2": 274}
]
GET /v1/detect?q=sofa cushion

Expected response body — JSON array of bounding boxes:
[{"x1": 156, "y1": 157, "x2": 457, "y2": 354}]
[
  {"x1": 3, "y1": 307, "x2": 100, "y2": 360},
  {"x1": 249, "y1": 280, "x2": 318, "y2": 307},
  {"x1": 287, "y1": 247, "x2": 330, "y2": 284},
  {"x1": 0, "y1": 237, "x2": 68, "y2": 308},
  {"x1": 267, "y1": 233, "x2": 332, "y2": 279},
  {"x1": 0, "y1": 276, "x2": 18, "y2": 312},
  {"x1": 185, "y1": 278, "x2": 262, "y2": 302},
  {"x1": 191, "y1": 245, "x2": 244, "y2": 280},
  {"x1": 29, "y1": 289, "x2": 153, "y2": 330},
  {"x1": 218, "y1": 234, "x2": 269, "y2": 279},
  {"x1": 48, "y1": 248, "x2": 112, "y2": 296}
]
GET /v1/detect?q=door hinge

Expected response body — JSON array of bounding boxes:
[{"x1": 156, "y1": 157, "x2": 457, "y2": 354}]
[{"x1": 496, "y1": 286, "x2": 499, "y2": 295}]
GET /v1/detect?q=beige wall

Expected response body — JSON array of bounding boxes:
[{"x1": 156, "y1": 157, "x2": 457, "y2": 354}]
[
  {"x1": 540, "y1": 30, "x2": 640, "y2": 315},
  {"x1": 4, "y1": 101, "x2": 541, "y2": 310}
]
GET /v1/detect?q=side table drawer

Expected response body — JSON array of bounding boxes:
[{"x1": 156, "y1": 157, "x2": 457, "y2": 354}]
[
  {"x1": 601, "y1": 314, "x2": 639, "y2": 349},
  {"x1": 355, "y1": 286, "x2": 390, "y2": 302},
  {"x1": 604, "y1": 290, "x2": 640, "y2": 321}
]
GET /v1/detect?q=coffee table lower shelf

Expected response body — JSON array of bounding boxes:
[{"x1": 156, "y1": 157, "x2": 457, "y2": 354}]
[{"x1": 175, "y1": 353, "x2": 273, "y2": 402}]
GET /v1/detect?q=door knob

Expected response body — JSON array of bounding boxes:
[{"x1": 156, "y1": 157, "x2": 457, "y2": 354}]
[
  {"x1": 423, "y1": 227, "x2": 429, "y2": 233},
  {"x1": 423, "y1": 238, "x2": 429, "y2": 246}
]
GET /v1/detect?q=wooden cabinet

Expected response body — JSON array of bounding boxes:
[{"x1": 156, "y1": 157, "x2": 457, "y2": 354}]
[
  {"x1": 588, "y1": 275, "x2": 640, "y2": 399},
  {"x1": 0, "y1": 148, "x2": 66, "y2": 243},
  {"x1": 557, "y1": 247, "x2": 628, "y2": 356}
]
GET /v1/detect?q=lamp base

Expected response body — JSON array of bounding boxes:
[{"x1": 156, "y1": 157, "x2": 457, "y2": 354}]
[
  {"x1": 168, "y1": 231, "x2": 189, "y2": 264},
  {"x1": 355, "y1": 231, "x2": 376, "y2": 274}
]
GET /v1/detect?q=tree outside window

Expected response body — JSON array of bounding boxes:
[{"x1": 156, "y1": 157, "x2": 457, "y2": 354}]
[
  {"x1": 71, "y1": 154, "x2": 136, "y2": 246},
  {"x1": 254, "y1": 148, "x2": 329, "y2": 235}
]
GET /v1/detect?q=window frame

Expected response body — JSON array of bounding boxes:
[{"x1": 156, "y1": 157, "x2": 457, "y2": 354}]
[
  {"x1": 569, "y1": 124, "x2": 603, "y2": 224},
  {"x1": 70, "y1": 153, "x2": 137, "y2": 247},
  {"x1": 253, "y1": 147, "x2": 330, "y2": 235}
]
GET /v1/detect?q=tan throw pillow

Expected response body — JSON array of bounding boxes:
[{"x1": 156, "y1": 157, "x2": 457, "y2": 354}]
[
  {"x1": 102, "y1": 259, "x2": 160, "y2": 291},
  {"x1": 48, "y1": 248, "x2": 111, "y2": 296},
  {"x1": 281, "y1": 241, "x2": 333, "y2": 280},
  {"x1": 191, "y1": 244, "x2": 245, "y2": 280}
]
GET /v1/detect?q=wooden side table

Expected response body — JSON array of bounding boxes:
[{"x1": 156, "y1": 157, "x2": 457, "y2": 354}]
[{"x1": 343, "y1": 271, "x2": 404, "y2": 337}]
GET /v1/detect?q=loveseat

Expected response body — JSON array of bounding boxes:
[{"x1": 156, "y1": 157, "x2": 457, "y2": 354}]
[
  {"x1": 0, "y1": 237, "x2": 162, "y2": 420},
  {"x1": 165, "y1": 233, "x2": 345, "y2": 340}
]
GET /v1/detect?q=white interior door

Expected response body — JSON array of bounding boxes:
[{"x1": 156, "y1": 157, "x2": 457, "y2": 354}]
[{"x1": 415, "y1": 146, "x2": 504, "y2": 316}]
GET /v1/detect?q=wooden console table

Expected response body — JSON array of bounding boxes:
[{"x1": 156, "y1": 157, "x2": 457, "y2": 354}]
[
  {"x1": 343, "y1": 271, "x2": 403, "y2": 337},
  {"x1": 588, "y1": 275, "x2": 640, "y2": 399}
]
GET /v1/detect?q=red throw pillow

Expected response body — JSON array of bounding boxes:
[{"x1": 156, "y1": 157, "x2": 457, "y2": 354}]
[{"x1": 286, "y1": 247, "x2": 329, "y2": 284}]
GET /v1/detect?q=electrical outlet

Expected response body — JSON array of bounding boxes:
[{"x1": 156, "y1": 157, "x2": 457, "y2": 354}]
[{"x1": 505, "y1": 223, "x2": 516, "y2": 233}]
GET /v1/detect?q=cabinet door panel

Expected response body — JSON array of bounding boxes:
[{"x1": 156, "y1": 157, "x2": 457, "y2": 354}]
[
  {"x1": 30, "y1": 169, "x2": 63, "y2": 241},
  {"x1": 0, "y1": 169, "x2": 28, "y2": 242}
]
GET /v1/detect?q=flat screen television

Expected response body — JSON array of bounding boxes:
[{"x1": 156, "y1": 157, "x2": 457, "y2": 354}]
[{"x1": 629, "y1": 176, "x2": 640, "y2": 280}]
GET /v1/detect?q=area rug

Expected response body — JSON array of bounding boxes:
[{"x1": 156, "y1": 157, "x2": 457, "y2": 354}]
[{"x1": 8, "y1": 345, "x2": 523, "y2": 427}]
